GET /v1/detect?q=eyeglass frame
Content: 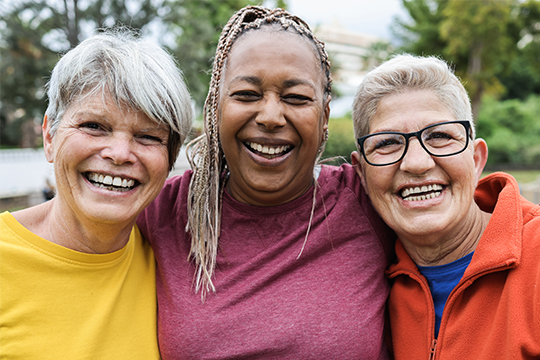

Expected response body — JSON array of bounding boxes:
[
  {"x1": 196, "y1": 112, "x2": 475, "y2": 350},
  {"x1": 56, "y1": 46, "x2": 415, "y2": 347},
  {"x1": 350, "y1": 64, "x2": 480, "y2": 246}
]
[{"x1": 357, "y1": 120, "x2": 473, "y2": 167}]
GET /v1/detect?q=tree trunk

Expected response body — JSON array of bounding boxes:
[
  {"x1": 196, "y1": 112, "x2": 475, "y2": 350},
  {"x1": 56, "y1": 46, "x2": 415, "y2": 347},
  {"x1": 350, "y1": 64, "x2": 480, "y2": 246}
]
[{"x1": 468, "y1": 41, "x2": 484, "y2": 121}]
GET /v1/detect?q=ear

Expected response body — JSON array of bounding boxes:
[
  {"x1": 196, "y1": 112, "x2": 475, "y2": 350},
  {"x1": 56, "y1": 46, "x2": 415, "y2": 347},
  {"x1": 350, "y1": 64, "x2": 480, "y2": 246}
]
[
  {"x1": 473, "y1": 138, "x2": 488, "y2": 184},
  {"x1": 42, "y1": 115, "x2": 54, "y2": 163},
  {"x1": 351, "y1": 150, "x2": 368, "y2": 191},
  {"x1": 323, "y1": 94, "x2": 331, "y2": 128}
]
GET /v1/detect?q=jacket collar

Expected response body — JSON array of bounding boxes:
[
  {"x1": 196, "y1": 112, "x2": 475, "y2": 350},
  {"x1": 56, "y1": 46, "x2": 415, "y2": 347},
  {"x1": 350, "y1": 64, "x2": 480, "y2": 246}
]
[{"x1": 387, "y1": 172, "x2": 522, "y2": 279}]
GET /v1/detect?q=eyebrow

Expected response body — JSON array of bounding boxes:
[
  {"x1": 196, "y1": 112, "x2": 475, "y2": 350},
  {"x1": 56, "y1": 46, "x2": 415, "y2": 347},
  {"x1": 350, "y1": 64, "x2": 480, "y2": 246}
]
[
  {"x1": 75, "y1": 108, "x2": 169, "y2": 132},
  {"x1": 230, "y1": 76, "x2": 315, "y2": 90},
  {"x1": 230, "y1": 76, "x2": 261, "y2": 86}
]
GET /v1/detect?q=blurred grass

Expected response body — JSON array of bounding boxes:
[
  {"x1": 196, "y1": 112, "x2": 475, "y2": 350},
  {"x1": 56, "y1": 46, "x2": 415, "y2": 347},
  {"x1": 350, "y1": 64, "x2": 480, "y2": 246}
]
[{"x1": 482, "y1": 170, "x2": 540, "y2": 184}]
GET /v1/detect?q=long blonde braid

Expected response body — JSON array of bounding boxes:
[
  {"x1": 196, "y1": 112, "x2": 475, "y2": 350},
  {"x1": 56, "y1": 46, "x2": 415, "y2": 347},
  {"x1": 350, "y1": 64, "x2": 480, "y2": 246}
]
[{"x1": 186, "y1": 6, "x2": 332, "y2": 299}]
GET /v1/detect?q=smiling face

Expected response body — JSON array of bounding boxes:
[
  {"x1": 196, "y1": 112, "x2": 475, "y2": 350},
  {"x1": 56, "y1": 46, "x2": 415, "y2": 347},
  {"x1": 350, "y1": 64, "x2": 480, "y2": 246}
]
[
  {"x1": 218, "y1": 29, "x2": 330, "y2": 206},
  {"x1": 43, "y1": 91, "x2": 170, "y2": 228},
  {"x1": 352, "y1": 89, "x2": 488, "y2": 248}
]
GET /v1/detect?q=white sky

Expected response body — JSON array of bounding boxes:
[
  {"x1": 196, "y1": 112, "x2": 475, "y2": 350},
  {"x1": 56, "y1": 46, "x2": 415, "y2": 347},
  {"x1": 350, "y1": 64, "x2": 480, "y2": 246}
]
[{"x1": 287, "y1": 0, "x2": 408, "y2": 42}]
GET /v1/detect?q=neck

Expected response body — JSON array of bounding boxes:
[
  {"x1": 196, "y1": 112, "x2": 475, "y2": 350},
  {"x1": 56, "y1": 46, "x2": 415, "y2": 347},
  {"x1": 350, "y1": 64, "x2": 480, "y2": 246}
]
[
  {"x1": 226, "y1": 174, "x2": 315, "y2": 207},
  {"x1": 400, "y1": 204, "x2": 492, "y2": 266},
  {"x1": 26, "y1": 199, "x2": 134, "y2": 254}
]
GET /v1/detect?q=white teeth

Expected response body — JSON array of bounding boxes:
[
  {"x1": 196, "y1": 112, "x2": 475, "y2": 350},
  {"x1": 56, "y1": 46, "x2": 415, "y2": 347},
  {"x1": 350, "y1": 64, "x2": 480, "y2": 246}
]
[
  {"x1": 86, "y1": 172, "x2": 136, "y2": 190},
  {"x1": 401, "y1": 184, "x2": 443, "y2": 201},
  {"x1": 246, "y1": 141, "x2": 291, "y2": 156},
  {"x1": 404, "y1": 191, "x2": 442, "y2": 202}
]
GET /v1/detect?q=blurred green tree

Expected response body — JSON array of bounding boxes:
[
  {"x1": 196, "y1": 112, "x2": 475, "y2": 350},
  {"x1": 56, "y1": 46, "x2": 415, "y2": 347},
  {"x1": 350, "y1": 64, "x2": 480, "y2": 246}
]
[
  {"x1": 477, "y1": 94, "x2": 540, "y2": 167},
  {"x1": 0, "y1": 0, "x2": 160, "y2": 147},
  {"x1": 163, "y1": 0, "x2": 259, "y2": 114},
  {"x1": 393, "y1": 0, "x2": 540, "y2": 119},
  {"x1": 0, "y1": 0, "x2": 278, "y2": 147}
]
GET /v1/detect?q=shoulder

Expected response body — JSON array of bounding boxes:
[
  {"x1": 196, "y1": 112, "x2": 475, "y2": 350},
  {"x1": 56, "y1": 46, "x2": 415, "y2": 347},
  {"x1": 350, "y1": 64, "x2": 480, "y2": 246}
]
[
  {"x1": 320, "y1": 164, "x2": 395, "y2": 260},
  {"x1": 320, "y1": 164, "x2": 374, "y2": 211},
  {"x1": 320, "y1": 164, "x2": 362, "y2": 193},
  {"x1": 137, "y1": 170, "x2": 192, "y2": 238}
]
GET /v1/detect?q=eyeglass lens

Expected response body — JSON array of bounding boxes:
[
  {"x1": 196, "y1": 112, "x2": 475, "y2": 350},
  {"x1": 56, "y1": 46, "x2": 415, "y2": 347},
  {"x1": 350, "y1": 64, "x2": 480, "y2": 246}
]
[{"x1": 362, "y1": 122, "x2": 468, "y2": 165}]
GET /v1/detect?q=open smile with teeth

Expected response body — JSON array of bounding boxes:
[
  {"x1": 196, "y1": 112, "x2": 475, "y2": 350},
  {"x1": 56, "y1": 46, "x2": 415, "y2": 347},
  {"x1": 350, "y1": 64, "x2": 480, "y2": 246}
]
[
  {"x1": 401, "y1": 184, "x2": 444, "y2": 201},
  {"x1": 245, "y1": 141, "x2": 292, "y2": 159},
  {"x1": 86, "y1": 172, "x2": 137, "y2": 192}
]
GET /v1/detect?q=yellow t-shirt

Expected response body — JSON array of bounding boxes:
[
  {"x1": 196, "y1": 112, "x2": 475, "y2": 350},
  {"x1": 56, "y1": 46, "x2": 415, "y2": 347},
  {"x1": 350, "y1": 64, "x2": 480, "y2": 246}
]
[{"x1": 0, "y1": 211, "x2": 160, "y2": 359}]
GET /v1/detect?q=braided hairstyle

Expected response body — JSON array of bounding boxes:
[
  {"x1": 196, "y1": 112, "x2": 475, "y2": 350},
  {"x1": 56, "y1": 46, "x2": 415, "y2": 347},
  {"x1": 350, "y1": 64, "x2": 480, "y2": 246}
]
[{"x1": 186, "y1": 6, "x2": 332, "y2": 299}]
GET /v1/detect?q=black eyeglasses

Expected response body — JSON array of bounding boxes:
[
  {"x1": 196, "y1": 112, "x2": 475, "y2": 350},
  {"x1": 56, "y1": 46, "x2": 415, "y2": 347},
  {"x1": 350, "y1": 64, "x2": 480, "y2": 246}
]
[{"x1": 357, "y1": 120, "x2": 472, "y2": 166}]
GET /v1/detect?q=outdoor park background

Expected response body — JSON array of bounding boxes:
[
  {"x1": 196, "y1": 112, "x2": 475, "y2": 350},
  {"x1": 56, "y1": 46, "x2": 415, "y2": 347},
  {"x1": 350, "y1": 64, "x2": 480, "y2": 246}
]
[{"x1": 1, "y1": 0, "x2": 540, "y2": 211}]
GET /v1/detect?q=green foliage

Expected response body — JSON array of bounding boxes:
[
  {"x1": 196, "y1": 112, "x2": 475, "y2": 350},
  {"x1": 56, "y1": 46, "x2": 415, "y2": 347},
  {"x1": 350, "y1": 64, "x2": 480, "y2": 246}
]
[
  {"x1": 0, "y1": 0, "x2": 161, "y2": 147},
  {"x1": 322, "y1": 115, "x2": 357, "y2": 164},
  {"x1": 0, "y1": 0, "x2": 288, "y2": 147},
  {"x1": 476, "y1": 94, "x2": 540, "y2": 167},
  {"x1": 499, "y1": 0, "x2": 540, "y2": 100},
  {"x1": 392, "y1": 0, "x2": 448, "y2": 56},
  {"x1": 164, "y1": 0, "x2": 259, "y2": 109},
  {"x1": 393, "y1": 0, "x2": 540, "y2": 119}
]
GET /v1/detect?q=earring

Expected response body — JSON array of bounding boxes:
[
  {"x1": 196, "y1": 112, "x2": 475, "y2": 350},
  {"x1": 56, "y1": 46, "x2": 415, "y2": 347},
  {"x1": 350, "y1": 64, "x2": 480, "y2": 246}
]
[{"x1": 324, "y1": 128, "x2": 329, "y2": 142}]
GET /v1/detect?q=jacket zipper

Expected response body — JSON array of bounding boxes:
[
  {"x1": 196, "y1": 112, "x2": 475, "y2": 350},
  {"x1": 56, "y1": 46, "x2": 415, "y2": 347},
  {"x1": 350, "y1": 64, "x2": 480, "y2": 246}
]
[
  {"x1": 428, "y1": 339, "x2": 437, "y2": 360},
  {"x1": 390, "y1": 262, "x2": 514, "y2": 359}
]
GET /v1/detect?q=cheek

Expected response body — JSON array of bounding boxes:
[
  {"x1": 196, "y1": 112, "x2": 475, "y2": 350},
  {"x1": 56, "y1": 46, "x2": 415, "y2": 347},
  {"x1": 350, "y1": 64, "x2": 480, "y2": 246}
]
[
  {"x1": 219, "y1": 102, "x2": 248, "y2": 133},
  {"x1": 366, "y1": 167, "x2": 394, "y2": 196},
  {"x1": 51, "y1": 135, "x2": 78, "y2": 169},
  {"x1": 296, "y1": 110, "x2": 325, "y2": 146},
  {"x1": 150, "y1": 147, "x2": 170, "y2": 175}
]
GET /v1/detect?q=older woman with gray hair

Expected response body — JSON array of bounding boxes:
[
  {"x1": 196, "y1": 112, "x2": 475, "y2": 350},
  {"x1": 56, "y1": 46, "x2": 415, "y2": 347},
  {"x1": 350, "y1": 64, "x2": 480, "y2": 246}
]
[
  {"x1": 0, "y1": 29, "x2": 192, "y2": 359},
  {"x1": 351, "y1": 54, "x2": 540, "y2": 359}
]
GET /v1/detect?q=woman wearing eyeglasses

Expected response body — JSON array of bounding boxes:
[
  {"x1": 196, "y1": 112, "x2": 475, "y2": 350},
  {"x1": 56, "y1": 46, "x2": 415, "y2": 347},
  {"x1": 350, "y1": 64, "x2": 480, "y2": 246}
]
[{"x1": 351, "y1": 54, "x2": 540, "y2": 359}]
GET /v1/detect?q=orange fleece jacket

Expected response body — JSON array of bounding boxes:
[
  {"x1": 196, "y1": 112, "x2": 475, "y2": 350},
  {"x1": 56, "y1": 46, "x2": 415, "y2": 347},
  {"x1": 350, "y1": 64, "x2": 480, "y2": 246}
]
[{"x1": 386, "y1": 172, "x2": 540, "y2": 360}]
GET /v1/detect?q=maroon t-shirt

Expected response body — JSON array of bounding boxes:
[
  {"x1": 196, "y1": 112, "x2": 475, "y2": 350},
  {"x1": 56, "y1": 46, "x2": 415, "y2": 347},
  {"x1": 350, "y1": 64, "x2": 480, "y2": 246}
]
[{"x1": 138, "y1": 164, "x2": 394, "y2": 359}]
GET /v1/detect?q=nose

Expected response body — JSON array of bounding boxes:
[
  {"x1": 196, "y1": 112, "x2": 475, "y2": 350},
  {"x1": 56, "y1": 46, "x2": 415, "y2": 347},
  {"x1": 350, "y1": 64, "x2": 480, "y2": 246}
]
[
  {"x1": 101, "y1": 133, "x2": 137, "y2": 165},
  {"x1": 399, "y1": 137, "x2": 435, "y2": 174},
  {"x1": 255, "y1": 95, "x2": 286, "y2": 130}
]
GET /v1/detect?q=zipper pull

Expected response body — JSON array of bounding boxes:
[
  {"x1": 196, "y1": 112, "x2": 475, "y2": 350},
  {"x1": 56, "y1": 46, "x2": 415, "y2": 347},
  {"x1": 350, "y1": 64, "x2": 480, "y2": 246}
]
[{"x1": 428, "y1": 339, "x2": 437, "y2": 360}]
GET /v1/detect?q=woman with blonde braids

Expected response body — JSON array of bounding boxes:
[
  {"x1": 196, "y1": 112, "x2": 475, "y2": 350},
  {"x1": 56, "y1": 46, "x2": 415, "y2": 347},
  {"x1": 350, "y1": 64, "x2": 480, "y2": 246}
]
[{"x1": 138, "y1": 6, "x2": 394, "y2": 359}]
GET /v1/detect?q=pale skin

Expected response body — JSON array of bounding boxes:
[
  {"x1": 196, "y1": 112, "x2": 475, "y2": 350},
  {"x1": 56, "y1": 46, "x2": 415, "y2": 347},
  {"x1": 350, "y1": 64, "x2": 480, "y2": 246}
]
[
  {"x1": 13, "y1": 91, "x2": 170, "y2": 254},
  {"x1": 352, "y1": 89, "x2": 492, "y2": 266}
]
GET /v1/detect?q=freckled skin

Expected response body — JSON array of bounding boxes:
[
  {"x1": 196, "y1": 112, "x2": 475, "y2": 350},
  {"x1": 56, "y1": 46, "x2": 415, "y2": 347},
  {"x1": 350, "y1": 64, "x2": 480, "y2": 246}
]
[{"x1": 218, "y1": 30, "x2": 330, "y2": 206}]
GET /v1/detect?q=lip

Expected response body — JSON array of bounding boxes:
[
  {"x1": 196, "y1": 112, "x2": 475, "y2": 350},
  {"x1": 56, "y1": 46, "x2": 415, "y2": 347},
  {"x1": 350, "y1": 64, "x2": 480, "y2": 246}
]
[
  {"x1": 242, "y1": 140, "x2": 295, "y2": 168},
  {"x1": 83, "y1": 171, "x2": 141, "y2": 195},
  {"x1": 395, "y1": 180, "x2": 447, "y2": 206}
]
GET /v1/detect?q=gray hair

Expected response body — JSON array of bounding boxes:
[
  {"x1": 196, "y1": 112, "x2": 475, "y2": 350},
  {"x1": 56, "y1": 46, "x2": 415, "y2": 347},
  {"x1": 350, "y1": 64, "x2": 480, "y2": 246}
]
[
  {"x1": 352, "y1": 54, "x2": 474, "y2": 145},
  {"x1": 45, "y1": 28, "x2": 193, "y2": 170}
]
